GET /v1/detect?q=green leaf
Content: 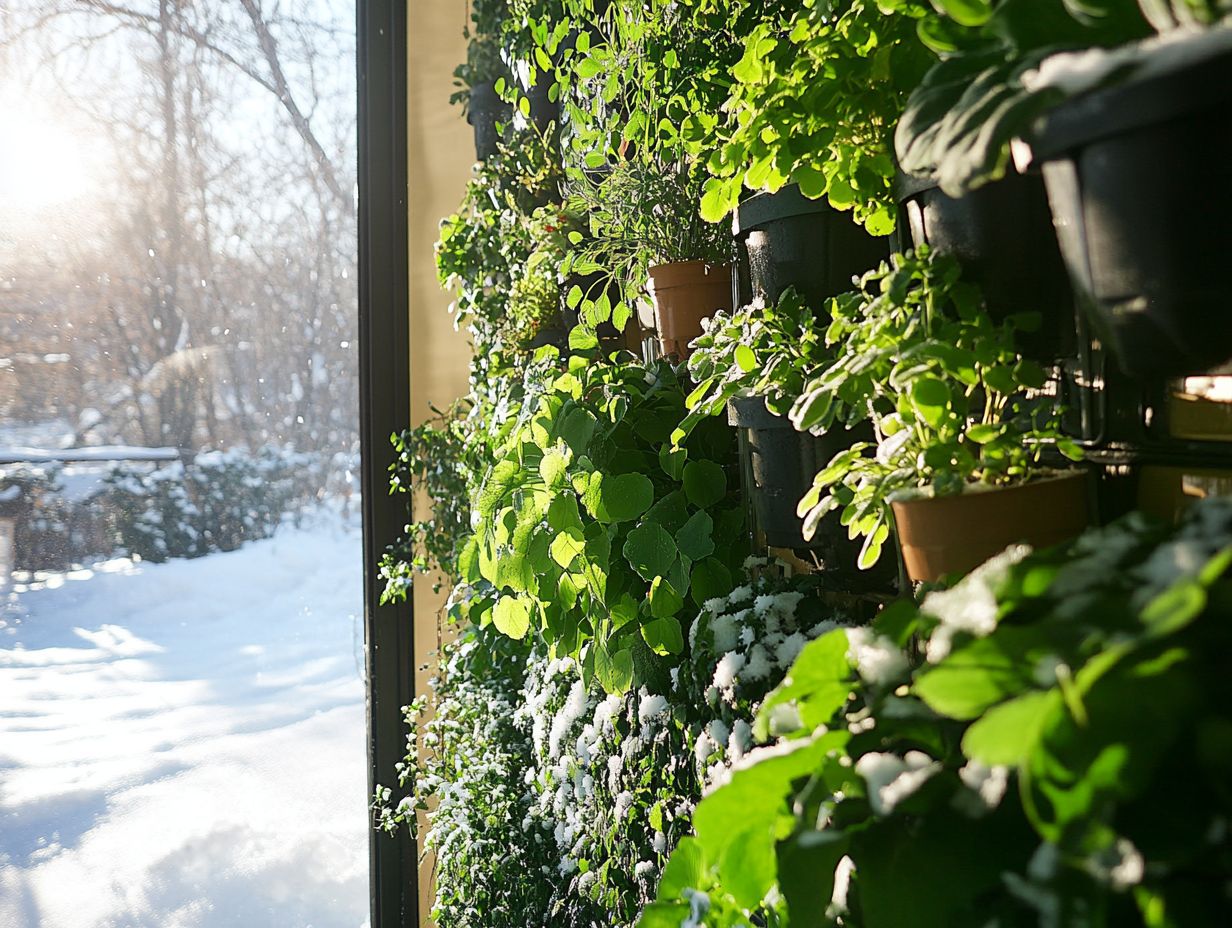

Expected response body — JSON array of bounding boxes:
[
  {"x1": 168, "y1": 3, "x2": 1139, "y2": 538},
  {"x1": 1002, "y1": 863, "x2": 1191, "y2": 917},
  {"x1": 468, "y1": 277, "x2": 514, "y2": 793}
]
[
  {"x1": 734, "y1": 344, "x2": 757, "y2": 373},
  {"x1": 932, "y1": 0, "x2": 993, "y2": 27},
  {"x1": 560, "y1": 408, "x2": 598, "y2": 456},
  {"x1": 659, "y1": 444, "x2": 687, "y2": 480},
  {"x1": 719, "y1": 825, "x2": 777, "y2": 910},
  {"x1": 1140, "y1": 579, "x2": 1206, "y2": 638},
  {"x1": 624, "y1": 523, "x2": 678, "y2": 581},
  {"x1": 965, "y1": 423, "x2": 1003, "y2": 444},
  {"x1": 539, "y1": 447, "x2": 571, "y2": 486},
  {"x1": 594, "y1": 640, "x2": 634, "y2": 694},
  {"x1": 756, "y1": 630, "x2": 853, "y2": 738},
  {"x1": 914, "y1": 633, "x2": 1037, "y2": 720},
  {"x1": 550, "y1": 526, "x2": 586, "y2": 569},
  {"x1": 656, "y1": 837, "x2": 705, "y2": 900},
  {"x1": 683, "y1": 460, "x2": 727, "y2": 508},
  {"x1": 492, "y1": 596, "x2": 532, "y2": 639},
  {"x1": 589, "y1": 472, "x2": 654, "y2": 524},
  {"x1": 692, "y1": 732, "x2": 841, "y2": 886},
  {"x1": 690, "y1": 557, "x2": 732, "y2": 605},
  {"x1": 642, "y1": 613, "x2": 684, "y2": 653},
  {"x1": 675, "y1": 510, "x2": 715, "y2": 560},
  {"x1": 962, "y1": 689, "x2": 1058, "y2": 765},
  {"x1": 910, "y1": 377, "x2": 951, "y2": 428}
]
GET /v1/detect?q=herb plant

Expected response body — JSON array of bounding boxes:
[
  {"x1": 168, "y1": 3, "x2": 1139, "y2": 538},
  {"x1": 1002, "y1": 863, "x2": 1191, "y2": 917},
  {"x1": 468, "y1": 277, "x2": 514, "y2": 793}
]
[
  {"x1": 791, "y1": 248, "x2": 1080, "y2": 567},
  {"x1": 561, "y1": 160, "x2": 732, "y2": 333},
  {"x1": 647, "y1": 497, "x2": 1232, "y2": 928}
]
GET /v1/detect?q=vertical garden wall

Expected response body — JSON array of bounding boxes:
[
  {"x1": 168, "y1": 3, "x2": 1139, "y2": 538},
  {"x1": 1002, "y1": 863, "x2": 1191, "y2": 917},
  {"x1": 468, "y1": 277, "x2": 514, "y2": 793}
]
[{"x1": 375, "y1": 2, "x2": 1232, "y2": 926}]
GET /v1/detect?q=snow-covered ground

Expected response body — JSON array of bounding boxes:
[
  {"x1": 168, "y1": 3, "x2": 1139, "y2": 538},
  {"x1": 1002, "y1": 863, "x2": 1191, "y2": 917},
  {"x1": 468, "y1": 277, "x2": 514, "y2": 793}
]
[{"x1": 0, "y1": 511, "x2": 370, "y2": 928}]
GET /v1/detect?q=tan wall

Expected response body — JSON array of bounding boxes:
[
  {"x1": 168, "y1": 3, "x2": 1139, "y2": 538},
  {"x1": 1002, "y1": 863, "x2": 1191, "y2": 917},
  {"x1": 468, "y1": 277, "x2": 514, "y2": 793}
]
[{"x1": 407, "y1": 3, "x2": 474, "y2": 926}]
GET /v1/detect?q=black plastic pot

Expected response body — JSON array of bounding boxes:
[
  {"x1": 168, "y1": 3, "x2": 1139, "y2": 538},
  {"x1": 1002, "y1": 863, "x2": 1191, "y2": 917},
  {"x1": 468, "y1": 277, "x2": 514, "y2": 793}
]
[
  {"x1": 732, "y1": 185, "x2": 889, "y2": 310},
  {"x1": 467, "y1": 80, "x2": 510, "y2": 161},
  {"x1": 896, "y1": 169, "x2": 1074, "y2": 362},
  {"x1": 727, "y1": 395, "x2": 894, "y2": 592},
  {"x1": 1028, "y1": 42, "x2": 1232, "y2": 378},
  {"x1": 526, "y1": 78, "x2": 560, "y2": 137}
]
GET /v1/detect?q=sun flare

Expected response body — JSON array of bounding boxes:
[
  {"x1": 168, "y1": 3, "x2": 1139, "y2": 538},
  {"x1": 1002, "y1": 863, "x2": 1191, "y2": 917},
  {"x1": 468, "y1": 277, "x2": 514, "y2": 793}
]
[{"x1": 0, "y1": 98, "x2": 108, "y2": 221}]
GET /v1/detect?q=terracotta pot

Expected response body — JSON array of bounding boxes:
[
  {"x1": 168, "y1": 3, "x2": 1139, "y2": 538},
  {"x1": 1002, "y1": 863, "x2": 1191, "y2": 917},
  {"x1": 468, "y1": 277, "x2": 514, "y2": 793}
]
[
  {"x1": 890, "y1": 472, "x2": 1090, "y2": 583},
  {"x1": 647, "y1": 261, "x2": 732, "y2": 360}
]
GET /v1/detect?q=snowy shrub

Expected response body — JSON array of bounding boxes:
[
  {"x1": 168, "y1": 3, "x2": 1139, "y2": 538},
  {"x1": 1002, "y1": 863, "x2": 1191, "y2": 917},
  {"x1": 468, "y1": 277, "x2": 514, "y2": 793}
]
[
  {"x1": 374, "y1": 621, "x2": 556, "y2": 928},
  {"x1": 100, "y1": 445, "x2": 321, "y2": 562},
  {"x1": 381, "y1": 570, "x2": 855, "y2": 928},
  {"x1": 1, "y1": 463, "x2": 95, "y2": 571}
]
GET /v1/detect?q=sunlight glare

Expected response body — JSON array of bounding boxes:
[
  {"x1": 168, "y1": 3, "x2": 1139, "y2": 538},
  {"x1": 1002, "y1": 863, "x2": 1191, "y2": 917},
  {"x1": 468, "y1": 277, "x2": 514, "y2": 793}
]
[{"x1": 0, "y1": 98, "x2": 106, "y2": 218}]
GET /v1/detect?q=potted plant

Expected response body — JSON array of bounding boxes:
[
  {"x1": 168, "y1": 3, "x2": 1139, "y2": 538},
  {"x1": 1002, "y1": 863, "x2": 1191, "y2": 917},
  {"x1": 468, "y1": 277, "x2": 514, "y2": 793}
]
[
  {"x1": 452, "y1": 0, "x2": 515, "y2": 161},
  {"x1": 732, "y1": 183, "x2": 889, "y2": 311},
  {"x1": 793, "y1": 247, "x2": 1088, "y2": 582},
  {"x1": 894, "y1": 0, "x2": 1232, "y2": 376},
  {"x1": 563, "y1": 160, "x2": 733, "y2": 360},
  {"x1": 677, "y1": 290, "x2": 885, "y2": 585},
  {"x1": 1024, "y1": 27, "x2": 1232, "y2": 376},
  {"x1": 698, "y1": 0, "x2": 934, "y2": 235}
]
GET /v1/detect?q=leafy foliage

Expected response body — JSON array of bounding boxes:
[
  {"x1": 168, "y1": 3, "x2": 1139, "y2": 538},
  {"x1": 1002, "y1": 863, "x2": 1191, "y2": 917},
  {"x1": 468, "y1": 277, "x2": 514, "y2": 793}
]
[
  {"x1": 891, "y1": 0, "x2": 1232, "y2": 194},
  {"x1": 435, "y1": 127, "x2": 567, "y2": 358},
  {"x1": 674, "y1": 287, "x2": 828, "y2": 444},
  {"x1": 460, "y1": 346, "x2": 748, "y2": 694},
  {"x1": 700, "y1": 0, "x2": 935, "y2": 233},
  {"x1": 648, "y1": 497, "x2": 1232, "y2": 927},
  {"x1": 377, "y1": 572, "x2": 855, "y2": 928},
  {"x1": 562, "y1": 160, "x2": 732, "y2": 334},
  {"x1": 790, "y1": 248, "x2": 1080, "y2": 566}
]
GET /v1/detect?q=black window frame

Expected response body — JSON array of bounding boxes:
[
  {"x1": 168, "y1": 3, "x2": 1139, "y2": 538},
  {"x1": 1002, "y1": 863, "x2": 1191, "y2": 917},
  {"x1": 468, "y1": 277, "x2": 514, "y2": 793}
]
[{"x1": 357, "y1": 0, "x2": 418, "y2": 925}]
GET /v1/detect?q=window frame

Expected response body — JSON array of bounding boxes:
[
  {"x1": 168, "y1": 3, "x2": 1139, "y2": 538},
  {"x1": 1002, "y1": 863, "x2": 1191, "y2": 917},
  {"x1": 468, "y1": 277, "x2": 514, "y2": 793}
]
[{"x1": 357, "y1": 0, "x2": 418, "y2": 925}]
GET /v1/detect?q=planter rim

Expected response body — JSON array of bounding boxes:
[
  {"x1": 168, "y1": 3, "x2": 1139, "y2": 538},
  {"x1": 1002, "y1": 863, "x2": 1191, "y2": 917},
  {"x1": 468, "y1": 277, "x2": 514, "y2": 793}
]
[
  {"x1": 889, "y1": 469, "x2": 1087, "y2": 507},
  {"x1": 1026, "y1": 41, "x2": 1232, "y2": 163},
  {"x1": 893, "y1": 170, "x2": 941, "y2": 201},
  {"x1": 732, "y1": 184, "x2": 835, "y2": 236},
  {"x1": 647, "y1": 260, "x2": 731, "y2": 290},
  {"x1": 726, "y1": 394, "x2": 792, "y2": 429}
]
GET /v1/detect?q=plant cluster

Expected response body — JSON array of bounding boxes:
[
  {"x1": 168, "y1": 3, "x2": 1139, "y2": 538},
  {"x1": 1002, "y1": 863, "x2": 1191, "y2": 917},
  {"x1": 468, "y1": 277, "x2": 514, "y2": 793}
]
[
  {"x1": 378, "y1": 3, "x2": 1232, "y2": 926},
  {"x1": 459, "y1": 343, "x2": 747, "y2": 695},
  {"x1": 647, "y1": 496, "x2": 1232, "y2": 927},
  {"x1": 701, "y1": 0, "x2": 934, "y2": 233},
  {"x1": 788, "y1": 248, "x2": 1081, "y2": 566},
  {"x1": 436, "y1": 127, "x2": 567, "y2": 358},
  {"x1": 675, "y1": 287, "x2": 824, "y2": 444},
  {"x1": 377, "y1": 570, "x2": 855, "y2": 928}
]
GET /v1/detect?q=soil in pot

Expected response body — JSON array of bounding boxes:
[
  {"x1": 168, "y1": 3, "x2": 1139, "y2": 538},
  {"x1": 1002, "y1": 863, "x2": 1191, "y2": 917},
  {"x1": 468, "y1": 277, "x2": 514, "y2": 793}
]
[
  {"x1": 647, "y1": 261, "x2": 732, "y2": 360},
  {"x1": 467, "y1": 80, "x2": 510, "y2": 161},
  {"x1": 1028, "y1": 39, "x2": 1232, "y2": 378},
  {"x1": 733, "y1": 185, "x2": 888, "y2": 310},
  {"x1": 890, "y1": 471, "x2": 1091, "y2": 583},
  {"x1": 728, "y1": 396, "x2": 894, "y2": 588},
  {"x1": 896, "y1": 168, "x2": 1074, "y2": 362}
]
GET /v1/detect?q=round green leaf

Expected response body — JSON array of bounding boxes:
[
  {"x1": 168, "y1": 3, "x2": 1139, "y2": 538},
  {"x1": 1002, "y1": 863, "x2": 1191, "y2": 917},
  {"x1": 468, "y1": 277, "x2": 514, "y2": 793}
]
[
  {"x1": 682, "y1": 460, "x2": 727, "y2": 508},
  {"x1": 492, "y1": 596, "x2": 531, "y2": 640},
  {"x1": 624, "y1": 522, "x2": 678, "y2": 581},
  {"x1": 910, "y1": 377, "x2": 951, "y2": 428}
]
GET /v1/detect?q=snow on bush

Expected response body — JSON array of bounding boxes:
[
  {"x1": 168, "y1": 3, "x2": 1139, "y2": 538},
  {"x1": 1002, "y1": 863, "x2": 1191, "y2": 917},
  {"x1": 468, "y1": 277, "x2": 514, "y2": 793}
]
[{"x1": 378, "y1": 571, "x2": 857, "y2": 928}]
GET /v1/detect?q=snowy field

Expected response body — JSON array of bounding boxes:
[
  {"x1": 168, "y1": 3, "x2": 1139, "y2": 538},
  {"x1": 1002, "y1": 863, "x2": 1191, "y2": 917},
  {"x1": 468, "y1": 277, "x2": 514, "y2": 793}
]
[{"x1": 0, "y1": 511, "x2": 370, "y2": 928}]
